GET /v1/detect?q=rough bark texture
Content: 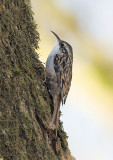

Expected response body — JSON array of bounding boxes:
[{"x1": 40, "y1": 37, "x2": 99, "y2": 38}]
[{"x1": 0, "y1": 0, "x2": 75, "y2": 160}]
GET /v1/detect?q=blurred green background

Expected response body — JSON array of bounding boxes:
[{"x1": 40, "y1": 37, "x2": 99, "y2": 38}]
[{"x1": 31, "y1": 0, "x2": 113, "y2": 160}]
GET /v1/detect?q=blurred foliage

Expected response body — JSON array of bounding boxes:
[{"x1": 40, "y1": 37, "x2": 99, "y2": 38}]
[{"x1": 93, "y1": 60, "x2": 113, "y2": 89}]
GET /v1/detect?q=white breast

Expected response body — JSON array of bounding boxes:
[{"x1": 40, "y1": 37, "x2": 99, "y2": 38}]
[{"x1": 46, "y1": 43, "x2": 60, "y2": 74}]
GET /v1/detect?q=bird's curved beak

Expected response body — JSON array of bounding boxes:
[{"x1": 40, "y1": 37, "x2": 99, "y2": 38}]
[{"x1": 51, "y1": 31, "x2": 61, "y2": 42}]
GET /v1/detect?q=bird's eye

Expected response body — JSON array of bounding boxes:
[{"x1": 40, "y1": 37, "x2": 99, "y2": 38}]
[{"x1": 61, "y1": 43, "x2": 64, "y2": 47}]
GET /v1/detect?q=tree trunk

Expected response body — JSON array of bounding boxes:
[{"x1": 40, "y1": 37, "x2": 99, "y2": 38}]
[{"x1": 0, "y1": 0, "x2": 75, "y2": 159}]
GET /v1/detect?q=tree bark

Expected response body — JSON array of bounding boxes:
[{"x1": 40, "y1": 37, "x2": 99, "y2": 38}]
[{"x1": 0, "y1": 0, "x2": 75, "y2": 160}]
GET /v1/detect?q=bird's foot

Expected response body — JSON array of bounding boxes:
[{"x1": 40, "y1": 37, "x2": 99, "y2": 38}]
[{"x1": 49, "y1": 122, "x2": 56, "y2": 130}]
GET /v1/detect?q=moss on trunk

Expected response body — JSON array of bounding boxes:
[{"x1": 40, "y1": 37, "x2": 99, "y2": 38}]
[{"x1": 0, "y1": 0, "x2": 75, "y2": 160}]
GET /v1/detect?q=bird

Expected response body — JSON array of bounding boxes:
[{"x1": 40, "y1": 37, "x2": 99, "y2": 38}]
[{"x1": 46, "y1": 31, "x2": 73, "y2": 137}]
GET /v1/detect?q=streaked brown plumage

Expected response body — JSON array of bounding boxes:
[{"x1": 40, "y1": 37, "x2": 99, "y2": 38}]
[{"x1": 46, "y1": 31, "x2": 73, "y2": 137}]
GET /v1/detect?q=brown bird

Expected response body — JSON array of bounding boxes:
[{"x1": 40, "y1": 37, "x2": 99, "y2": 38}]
[{"x1": 46, "y1": 31, "x2": 73, "y2": 137}]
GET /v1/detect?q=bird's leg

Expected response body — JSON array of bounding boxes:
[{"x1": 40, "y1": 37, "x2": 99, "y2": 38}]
[
  {"x1": 39, "y1": 63, "x2": 52, "y2": 81},
  {"x1": 39, "y1": 63, "x2": 51, "y2": 75}
]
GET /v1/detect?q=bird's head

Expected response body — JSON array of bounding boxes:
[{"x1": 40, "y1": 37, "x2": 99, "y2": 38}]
[{"x1": 51, "y1": 31, "x2": 73, "y2": 56}]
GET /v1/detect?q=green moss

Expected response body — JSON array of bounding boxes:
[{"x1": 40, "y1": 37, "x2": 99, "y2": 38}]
[
  {"x1": 22, "y1": 155, "x2": 28, "y2": 160},
  {"x1": 58, "y1": 121, "x2": 68, "y2": 151},
  {"x1": 12, "y1": 69, "x2": 22, "y2": 76}
]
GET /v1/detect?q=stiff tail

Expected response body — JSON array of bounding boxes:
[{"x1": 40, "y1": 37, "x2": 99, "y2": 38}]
[
  {"x1": 55, "y1": 105, "x2": 60, "y2": 137},
  {"x1": 51, "y1": 98, "x2": 61, "y2": 137}
]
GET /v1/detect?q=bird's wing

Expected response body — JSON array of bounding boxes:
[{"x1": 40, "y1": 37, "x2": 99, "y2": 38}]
[{"x1": 54, "y1": 51, "x2": 73, "y2": 104}]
